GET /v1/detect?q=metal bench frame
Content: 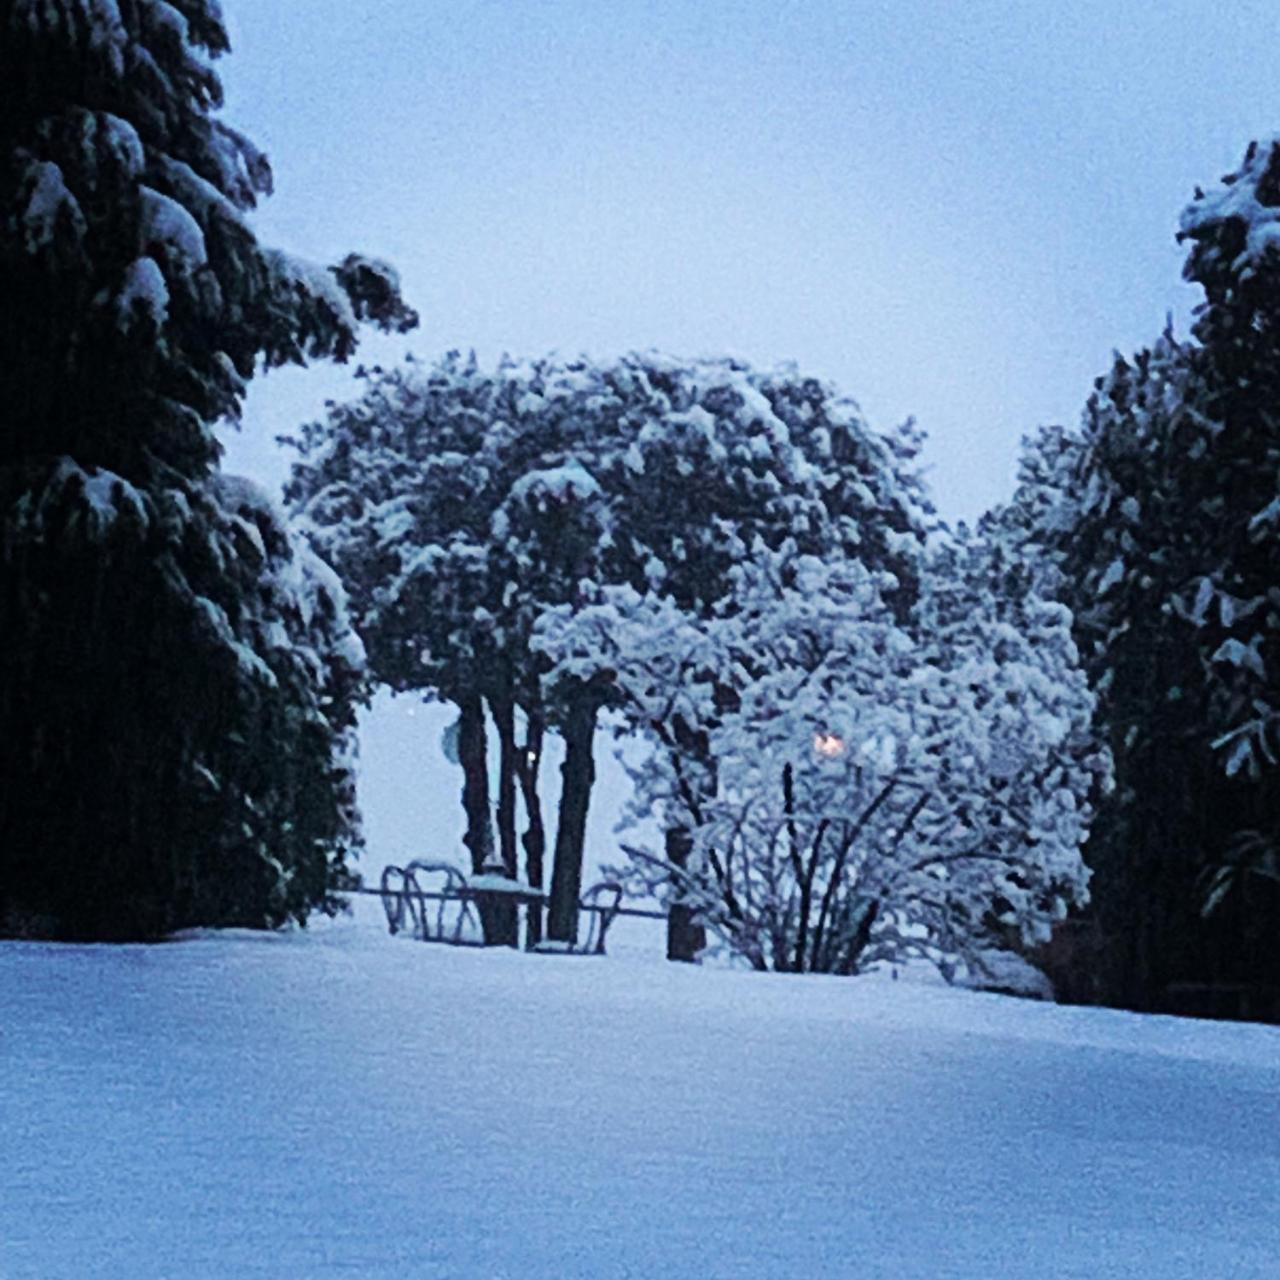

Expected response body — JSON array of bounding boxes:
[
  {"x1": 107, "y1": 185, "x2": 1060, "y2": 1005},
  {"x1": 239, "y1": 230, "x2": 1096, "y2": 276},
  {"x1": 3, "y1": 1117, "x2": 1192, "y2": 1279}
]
[
  {"x1": 378, "y1": 862, "x2": 626, "y2": 955},
  {"x1": 380, "y1": 860, "x2": 483, "y2": 945}
]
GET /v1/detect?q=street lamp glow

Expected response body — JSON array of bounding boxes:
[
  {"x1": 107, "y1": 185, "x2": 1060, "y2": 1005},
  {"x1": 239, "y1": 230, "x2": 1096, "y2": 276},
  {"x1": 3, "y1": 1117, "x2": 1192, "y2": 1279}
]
[{"x1": 814, "y1": 732, "x2": 845, "y2": 758}]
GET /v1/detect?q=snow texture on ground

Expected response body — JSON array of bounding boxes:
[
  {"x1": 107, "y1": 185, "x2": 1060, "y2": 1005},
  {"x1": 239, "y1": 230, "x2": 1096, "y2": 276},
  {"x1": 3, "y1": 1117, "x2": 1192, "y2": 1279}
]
[{"x1": 2, "y1": 903, "x2": 1277, "y2": 1279}]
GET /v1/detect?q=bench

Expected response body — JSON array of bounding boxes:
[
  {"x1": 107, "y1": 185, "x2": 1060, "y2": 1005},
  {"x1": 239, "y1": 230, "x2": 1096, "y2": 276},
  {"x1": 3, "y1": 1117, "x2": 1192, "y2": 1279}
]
[
  {"x1": 379, "y1": 860, "x2": 625, "y2": 955},
  {"x1": 380, "y1": 860, "x2": 483, "y2": 945}
]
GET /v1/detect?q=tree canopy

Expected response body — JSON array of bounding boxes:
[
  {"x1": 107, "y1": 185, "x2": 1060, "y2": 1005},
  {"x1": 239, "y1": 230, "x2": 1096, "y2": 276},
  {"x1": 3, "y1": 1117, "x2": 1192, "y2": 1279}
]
[
  {"x1": 993, "y1": 137, "x2": 1280, "y2": 1011},
  {"x1": 0, "y1": 0, "x2": 415, "y2": 938}
]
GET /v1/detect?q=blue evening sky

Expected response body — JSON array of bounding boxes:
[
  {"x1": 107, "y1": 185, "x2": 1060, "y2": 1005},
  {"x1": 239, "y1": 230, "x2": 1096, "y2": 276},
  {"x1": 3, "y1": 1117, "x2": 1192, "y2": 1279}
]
[
  {"x1": 216, "y1": 0, "x2": 1279, "y2": 520},
  {"x1": 209, "y1": 1, "x2": 1280, "y2": 872}
]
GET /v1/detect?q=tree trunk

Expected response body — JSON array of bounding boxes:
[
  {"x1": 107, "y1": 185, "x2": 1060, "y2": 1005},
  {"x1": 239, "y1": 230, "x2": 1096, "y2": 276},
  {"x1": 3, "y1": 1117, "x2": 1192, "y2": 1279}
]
[
  {"x1": 665, "y1": 825, "x2": 706, "y2": 963},
  {"x1": 457, "y1": 695, "x2": 512, "y2": 946},
  {"x1": 547, "y1": 693, "x2": 599, "y2": 945},
  {"x1": 783, "y1": 763, "x2": 815, "y2": 972},
  {"x1": 514, "y1": 708, "x2": 546, "y2": 949},
  {"x1": 488, "y1": 692, "x2": 520, "y2": 947},
  {"x1": 490, "y1": 695, "x2": 519, "y2": 877},
  {"x1": 838, "y1": 898, "x2": 880, "y2": 975}
]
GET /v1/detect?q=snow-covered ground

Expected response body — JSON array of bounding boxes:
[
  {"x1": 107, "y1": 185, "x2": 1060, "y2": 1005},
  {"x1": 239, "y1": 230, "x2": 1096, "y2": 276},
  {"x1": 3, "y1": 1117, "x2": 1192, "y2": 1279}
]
[{"x1": 2, "y1": 904, "x2": 1277, "y2": 1279}]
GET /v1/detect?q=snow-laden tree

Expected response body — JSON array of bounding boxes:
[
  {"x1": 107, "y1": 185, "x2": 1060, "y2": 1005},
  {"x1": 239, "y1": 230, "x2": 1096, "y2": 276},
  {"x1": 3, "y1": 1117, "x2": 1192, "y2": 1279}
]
[
  {"x1": 285, "y1": 355, "x2": 612, "y2": 944},
  {"x1": 1, "y1": 0, "x2": 415, "y2": 477},
  {"x1": 0, "y1": 1, "x2": 414, "y2": 937},
  {"x1": 1177, "y1": 138, "x2": 1280, "y2": 787},
  {"x1": 994, "y1": 140, "x2": 1280, "y2": 1011},
  {"x1": 287, "y1": 351, "x2": 932, "y2": 949},
  {"x1": 998, "y1": 345, "x2": 1241, "y2": 1006},
  {"x1": 1, "y1": 464, "x2": 366, "y2": 937},
  {"x1": 536, "y1": 534, "x2": 1104, "y2": 978}
]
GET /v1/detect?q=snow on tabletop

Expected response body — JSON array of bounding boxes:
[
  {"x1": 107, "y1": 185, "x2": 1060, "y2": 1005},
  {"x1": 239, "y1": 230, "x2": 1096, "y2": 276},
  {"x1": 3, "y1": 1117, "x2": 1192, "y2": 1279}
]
[
  {"x1": 465, "y1": 873, "x2": 545, "y2": 896},
  {"x1": 1, "y1": 912, "x2": 1277, "y2": 1280}
]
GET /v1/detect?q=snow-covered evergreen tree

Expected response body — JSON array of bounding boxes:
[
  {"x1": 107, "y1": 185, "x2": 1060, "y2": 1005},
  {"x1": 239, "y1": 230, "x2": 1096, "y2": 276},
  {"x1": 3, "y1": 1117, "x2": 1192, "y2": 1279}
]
[
  {"x1": 994, "y1": 139, "x2": 1280, "y2": 1011},
  {"x1": 998, "y1": 345, "x2": 1235, "y2": 1005},
  {"x1": 1178, "y1": 139, "x2": 1280, "y2": 788},
  {"x1": 0, "y1": 1, "x2": 414, "y2": 937}
]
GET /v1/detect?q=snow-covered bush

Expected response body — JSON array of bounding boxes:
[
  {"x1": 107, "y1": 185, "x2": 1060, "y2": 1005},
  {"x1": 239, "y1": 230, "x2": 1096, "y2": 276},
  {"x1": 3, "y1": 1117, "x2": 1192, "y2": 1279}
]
[{"x1": 537, "y1": 534, "x2": 1105, "y2": 976}]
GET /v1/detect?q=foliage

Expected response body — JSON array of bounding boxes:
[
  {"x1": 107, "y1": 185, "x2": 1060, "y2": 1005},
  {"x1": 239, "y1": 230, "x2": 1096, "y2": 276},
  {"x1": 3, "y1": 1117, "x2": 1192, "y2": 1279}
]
[
  {"x1": 1, "y1": 466, "x2": 365, "y2": 937},
  {"x1": 286, "y1": 350, "x2": 930, "y2": 705},
  {"x1": 0, "y1": 0, "x2": 413, "y2": 937},
  {"x1": 285, "y1": 351, "x2": 934, "y2": 944},
  {"x1": 996, "y1": 137, "x2": 1280, "y2": 1008},
  {"x1": 536, "y1": 535, "x2": 1104, "y2": 975}
]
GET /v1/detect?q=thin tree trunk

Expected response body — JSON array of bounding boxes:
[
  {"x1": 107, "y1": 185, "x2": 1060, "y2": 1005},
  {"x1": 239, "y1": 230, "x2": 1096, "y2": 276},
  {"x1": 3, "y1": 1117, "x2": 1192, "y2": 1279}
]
[
  {"x1": 547, "y1": 692, "x2": 599, "y2": 945},
  {"x1": 514, "y1": 708, "x2": 546, "y2": 948},
  {"x1": 490, "y1": 695, "x2": 519, "y2": 877},
  {"x1": 657, "y1": 720, "x2": 715, "y2": 963},
  {"x1": 809, "y1": 781, "x2": 899, "y2": 972},
  {"x1": 665, "y1": 825, "x2": 706, "y2": 963},
  {"x1": 838, "y1": 898, "x2": 880, "y2": 974},
  {"x1": 784, "y1": 763, "x2": 816, "y2": 972},
  {"x1": 487, "y1": 692, "x2": 520, "y2": 946},
  {"x1": 457, "y1": 694, "x2": 510, "y2": 946},
  {"x1": 458, "y1": 695, "x2": 491, "y2": 876}
]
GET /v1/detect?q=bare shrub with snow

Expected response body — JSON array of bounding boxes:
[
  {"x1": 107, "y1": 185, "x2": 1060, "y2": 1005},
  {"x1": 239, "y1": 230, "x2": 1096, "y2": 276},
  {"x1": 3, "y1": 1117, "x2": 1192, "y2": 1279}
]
[{"x1": 537, "y1": 532, "x2": 1106, "y2": 977}]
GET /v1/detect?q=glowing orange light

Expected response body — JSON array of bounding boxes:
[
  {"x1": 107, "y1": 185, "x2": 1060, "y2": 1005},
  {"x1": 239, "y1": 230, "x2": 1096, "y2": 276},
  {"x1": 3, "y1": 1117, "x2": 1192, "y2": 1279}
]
[{"x1": 814, "y1": 732, "x2": 845, "y2": 758}]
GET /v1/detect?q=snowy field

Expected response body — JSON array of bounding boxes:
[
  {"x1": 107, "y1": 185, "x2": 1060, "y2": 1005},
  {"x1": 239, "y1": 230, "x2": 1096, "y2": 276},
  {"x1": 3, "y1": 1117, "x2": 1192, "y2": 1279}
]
[{"x1": 2, "y1": 902, "x2": 1278, "y2": 1280}]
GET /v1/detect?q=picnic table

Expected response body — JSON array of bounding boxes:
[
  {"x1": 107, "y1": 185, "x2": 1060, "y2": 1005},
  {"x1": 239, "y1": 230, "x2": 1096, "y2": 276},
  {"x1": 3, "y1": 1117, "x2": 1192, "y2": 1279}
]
[{"x1": 378, "y1": 859, "x2": 625, "y2": 954}]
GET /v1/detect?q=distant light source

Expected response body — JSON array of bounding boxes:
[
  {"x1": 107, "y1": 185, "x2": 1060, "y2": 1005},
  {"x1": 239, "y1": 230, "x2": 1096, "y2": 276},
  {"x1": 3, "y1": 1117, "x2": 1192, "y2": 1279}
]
[{"x1": 814, "y1": 732, "x2": 845, "y2": 758}]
